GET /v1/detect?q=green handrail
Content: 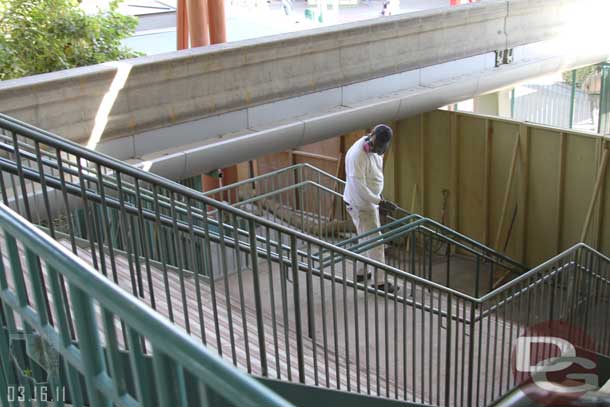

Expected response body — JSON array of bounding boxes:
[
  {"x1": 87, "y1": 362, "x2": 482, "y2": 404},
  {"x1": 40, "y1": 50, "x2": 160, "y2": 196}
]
[
  {"x1": 0, "y1": 113, "x2": 481, "y2": 302},
  {"x1": 0, "y1": 203, "x2": 293, "y2": 407}
]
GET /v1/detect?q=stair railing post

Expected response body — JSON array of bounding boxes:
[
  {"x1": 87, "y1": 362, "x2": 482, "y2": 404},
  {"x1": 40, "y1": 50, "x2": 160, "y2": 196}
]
[{"x1": 290, "y1": 234, "x2": 306, "y2": 383}]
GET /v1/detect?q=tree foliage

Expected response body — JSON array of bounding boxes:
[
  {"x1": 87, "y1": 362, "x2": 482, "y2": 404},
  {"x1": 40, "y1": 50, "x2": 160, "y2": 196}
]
[
  {"x1": 562, "y1": 65, "x2": 599, "y2": 87},
  {"x1": 0, "y1": 0, "x2": 141, "y2": 80}
]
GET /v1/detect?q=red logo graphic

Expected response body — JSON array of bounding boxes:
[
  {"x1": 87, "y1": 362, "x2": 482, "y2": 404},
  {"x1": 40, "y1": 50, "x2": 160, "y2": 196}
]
[{"x1": 512, "y1": 320, "x2": 600, "y2": 406}]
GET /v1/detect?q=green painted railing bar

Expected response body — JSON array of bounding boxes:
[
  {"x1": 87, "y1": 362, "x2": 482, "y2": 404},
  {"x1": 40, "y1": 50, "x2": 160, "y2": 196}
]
[
  {"x1": 125, "y1": 327, "x2": 155, "y2": 406},
  {"x1": 0, "y1": 203, "x2": 294, "y2": 407},
  {"x1": 257, "y1": 377, "x2": 434, "y2": 407},
  {"x1": 569, "y1": 69, "x2": 576, "y2": 128},
  {"x1": 1, "y1": 112, "x2": 609, "y2": 406}
]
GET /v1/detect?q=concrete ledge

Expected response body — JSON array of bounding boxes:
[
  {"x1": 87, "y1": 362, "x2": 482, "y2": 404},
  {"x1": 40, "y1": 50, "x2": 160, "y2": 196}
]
[
  {"x1": 0, "y1": 0, "x2": 584, "y2": 145},
  {"x1": 120, "y1": 37, "x2": 610, "y2": 179}
]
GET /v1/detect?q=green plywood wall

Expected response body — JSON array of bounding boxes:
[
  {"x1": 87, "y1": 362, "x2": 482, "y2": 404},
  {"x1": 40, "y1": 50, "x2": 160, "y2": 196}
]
[{"x1": 386, "y1": 110, "x2": 610, "y2": 266}]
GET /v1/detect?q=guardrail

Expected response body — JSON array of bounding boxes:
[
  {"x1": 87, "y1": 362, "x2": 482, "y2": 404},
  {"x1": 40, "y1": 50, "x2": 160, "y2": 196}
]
[
  {"x1": 336, "y1": 211, "x2": 528, "y2": 297},
  {"x1": 0, "y1": 203, "x2": 292, "y2": 407},
  {"x1": 207, "y1": 163, "x2": 528, "y2": 297},
  {"x1": 1, "y1": 113, "x2": 477, "y2": 404},
  {"x1": 1, "y1": 113, "x2": 609, "y2": 406},
  {"x1": 470, "y1": 243, "x2": 610, "y2": 405},
  {"x1": 205, "y1": 163, "x2": 353, "y2": 243}
]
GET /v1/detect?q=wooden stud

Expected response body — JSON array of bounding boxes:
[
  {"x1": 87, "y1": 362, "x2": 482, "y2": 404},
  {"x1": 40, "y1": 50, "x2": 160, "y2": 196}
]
[
  {"x1": 334, "y1": 155, "x2": 343, "y2": 179},
  {"x1": 288, "y1": 150, "x2": 295, "y2": 166},
  {"x1": 596, "y1": 140, "x2": 609, "y2": 249},
  {"x1": 581, "y1": 147, "x2": 609, "y2": 243},
  {"x1": 483, "y1": 119, "x2": 492, "y2": 246},
  {"x1": 338, "y1": 135, "x2": 347, "y2": 181},
  {"x1": 518, "y1": 124, "x2": 530, "y2": 263},
  {"x1": 494, "y1": 130, "x2": 521, "y2": 250},
  {"x1": 593, "y1": 139, "x2": 608, "y2": 249},
  {"x1": 450, "y1": 113, "x2": 459, "y2": 232},
  {"x1": 383, "y1": 120, "x2": 398, "y2": 172},
  {"x1": 392, "y1": 122, "x2": 400, "y2": 206},
  {"x1": 556, "y1": 132, "x2": 566, "y2": 253},
  {"x1": 410, "y1": 184, "x2": 418, "y2": 213},
  {"x1": 330, "y1": 153, "x2": 343, "y2": 220},
  {"x1": 419, "y1": 114, "x2": 426, "y2": 216}
]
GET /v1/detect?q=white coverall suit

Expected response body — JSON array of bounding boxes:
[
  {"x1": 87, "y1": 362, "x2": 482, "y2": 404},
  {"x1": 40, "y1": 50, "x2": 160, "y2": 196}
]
[{"x1": 343, "y1": 136, "x2": 386, "y2": 284}]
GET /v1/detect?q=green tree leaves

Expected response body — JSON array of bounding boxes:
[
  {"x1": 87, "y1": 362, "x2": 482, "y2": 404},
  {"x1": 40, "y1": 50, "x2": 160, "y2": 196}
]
[
  {"x1": 562, "y1": 65, "x2": 598, "y2": 88},
  {"x1": 0, "y1": 0, "x2": 141, "y2": 80}
]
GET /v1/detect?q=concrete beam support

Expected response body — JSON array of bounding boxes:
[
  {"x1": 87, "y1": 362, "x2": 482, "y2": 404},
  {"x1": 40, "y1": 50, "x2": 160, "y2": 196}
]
[
  {"x1": 1, "y1": 0, "x2": 603, "y2": 146},
  {"x1": 473, "y1": 90, "x2": 511, "y2": 117},
  {"x1": 114, "y1": 43, "x2": 610, "y2": 179}
]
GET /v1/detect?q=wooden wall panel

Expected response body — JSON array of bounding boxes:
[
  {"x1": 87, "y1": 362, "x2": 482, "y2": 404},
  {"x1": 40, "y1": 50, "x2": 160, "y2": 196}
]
[
  {"x1": 251, "y1": 110, "x2": 609, "y2": 266},
  {"x1": 299, "y1": 138, "x2": 341, "y2": 158},
  {"x1": 526, "y1": 128, "x2": 561, "y2": 265},
  {"x1": 488, "y1": 120, "x2": 520, "y2": 258},
  {"x1": 387, "y1": 110, "x2": 610, "y2": 266},
  {"x1": 399, "y1": 117, "x2": 424, "y2": 214},
  {"x1": 256, "y1": 151, "x2": 292, "y2": 176},
  {"x1": 383, "y1": 129, "x2": 397, "y2": 202},
  {"x1": 425, "y1": 111, "x2": 452, "y2": 224},
  {"x1": 561, "y1": 135, "x2": 597, "y2": 251},
  {"x1": 457, "y1": 114, "x2": 486, "y2": 245},
  {"x1": 602, "y1": 161, "x2": 610, "y2": 255},
  {"x1": 343, "y1": 131, "x2": 366, "y2": 151}
]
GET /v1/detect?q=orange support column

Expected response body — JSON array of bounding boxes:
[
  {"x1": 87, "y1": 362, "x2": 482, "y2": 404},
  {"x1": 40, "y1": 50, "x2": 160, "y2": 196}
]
[
  {"x1": 187, "y1": 0, "x2": 211, "y2": 47},
  {"x1": 178, "y1": 0, "x2": 232, "y2": 195},
  {"x1": 203, "y1": 173, "x2": 221, "y2": 201},
  {"x1": 177, "y1": 0, "x2": 189, "y2": 49},
  {"x1": 220, "y1": 165, "x2": 239, "y2": 203},
  {"x1": 208, "y1": 0, "x2": 227, "y2": 44}
]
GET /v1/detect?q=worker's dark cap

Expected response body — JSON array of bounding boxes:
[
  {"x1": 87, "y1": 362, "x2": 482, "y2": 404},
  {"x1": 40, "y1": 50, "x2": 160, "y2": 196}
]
[{"x1": 372, "y1": 124, "x2": 393, "y2": 143}]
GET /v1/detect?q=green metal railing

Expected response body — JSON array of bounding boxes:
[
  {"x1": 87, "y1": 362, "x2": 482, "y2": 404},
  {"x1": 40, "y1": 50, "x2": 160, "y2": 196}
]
[
  {"x1": 0, "y1": 113, "x2": 609, "y2": 406},
  {"x1": 0, "y1": 203, "x2": 292, "y2": 407},
  {"x1": 509, "y1": 64, "x2": 610, "y2": 134},
  {"x1": 207, "y1": 163, "x2": 528, "y2": 297},
  {"x1": 205, "y1": 163, "x2": 353, "y2": 242},
  {"x1": 334, "y1": 210, "x2": 528, "y2": 297},
  {"x1": 2, "y1": 113, "x2": 480, "y2": 404}
]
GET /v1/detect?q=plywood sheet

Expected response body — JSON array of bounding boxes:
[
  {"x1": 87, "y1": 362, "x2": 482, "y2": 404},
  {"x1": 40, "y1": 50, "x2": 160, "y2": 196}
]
[
  {"x1": 561, "y1": 135, "x2": 597, "y2": 249},
  {"x1": 525, "y1": 128, "x2": 561, "y2": 265},
  {"x1": 601, "y1": 151, "x2": 610, "y2": 255},
  {"x1": 457, "y1": 114, "x2": 486, "y2": 244},
  {"x1": 390, "y1": 111, "x2": 610, "y2": 264},
  {"x1": 300, "y1": 138, "x2": 341, "y2": 158},
  {"x1": 396, "y1": 117, "x2": 423, "y2": 213},
  {"x1": 488, "y1": 120, "x2": 520, "y2": 257},
  {"x1": 425, "y1": 110, "x2": 451, "y2": 224}
]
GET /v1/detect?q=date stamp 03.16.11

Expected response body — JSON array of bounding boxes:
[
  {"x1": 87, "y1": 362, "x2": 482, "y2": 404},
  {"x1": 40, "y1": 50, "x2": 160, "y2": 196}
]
[{"x1": 5, "y1": 332, "x2": 67, "y2": 404}]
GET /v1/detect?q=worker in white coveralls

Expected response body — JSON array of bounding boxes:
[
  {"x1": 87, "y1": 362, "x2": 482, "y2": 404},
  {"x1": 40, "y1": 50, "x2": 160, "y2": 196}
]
[{"x1": 343, "y1": 124, "x2": 399, "y2": 293}]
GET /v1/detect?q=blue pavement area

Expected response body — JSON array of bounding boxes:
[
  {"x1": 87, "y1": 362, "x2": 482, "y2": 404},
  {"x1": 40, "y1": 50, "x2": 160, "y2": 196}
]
[{"x1": 121, "y1": 0, "x2": 449, "y2": 55}]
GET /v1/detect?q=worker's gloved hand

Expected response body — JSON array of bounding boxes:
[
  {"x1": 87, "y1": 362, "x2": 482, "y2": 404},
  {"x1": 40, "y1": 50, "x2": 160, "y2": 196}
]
[{"x1": 379, "y1": 199, "x2": 398, "y2": 214}]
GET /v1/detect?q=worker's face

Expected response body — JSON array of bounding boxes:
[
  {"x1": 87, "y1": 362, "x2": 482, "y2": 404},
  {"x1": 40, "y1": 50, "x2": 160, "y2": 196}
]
[{"x1": 370, "y1": 134, "x2": 390, "y2": 155}]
